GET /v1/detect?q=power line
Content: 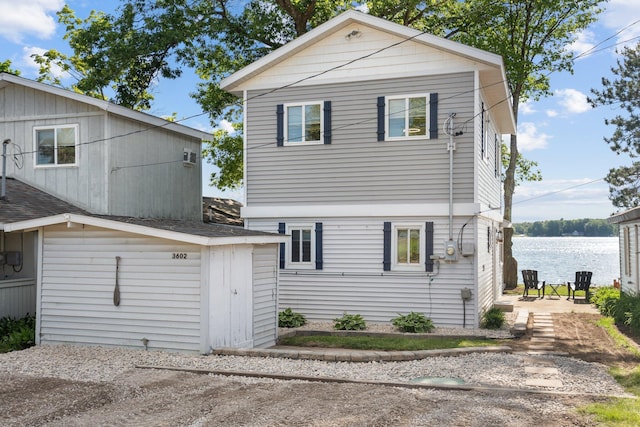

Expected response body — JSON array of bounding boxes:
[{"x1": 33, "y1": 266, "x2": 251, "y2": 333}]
[{"x1": 13, "y1": 8, "x2": 638, "y2": 175}]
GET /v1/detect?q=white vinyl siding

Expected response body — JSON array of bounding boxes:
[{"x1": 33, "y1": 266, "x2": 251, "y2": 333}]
[
  {"x1": 249, "y1": 217, "x2": 479, "y2": 327},
  {"x1": 252, "y1": 245, "x2": 279, "y2": 348},
  {"x1": 0, "y1": 279, "x2": 36, "y2": 319},
  {"x1": 245, "y1": 73, "x2": 475, "y2": 206},
  {"x1": 39, "y1": 225, "x2": 202, "y2": 352},
  {"x1": 476, "y1": 92, "x2": 502, "y2": 209}
]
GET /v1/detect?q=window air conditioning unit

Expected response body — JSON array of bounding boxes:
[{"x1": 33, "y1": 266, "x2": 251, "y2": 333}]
[{"x1": 183, "y1": 148, "x2": 197, "y2": 166}]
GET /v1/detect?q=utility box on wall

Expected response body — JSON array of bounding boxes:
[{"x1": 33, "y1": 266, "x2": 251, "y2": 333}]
[{"x1": 0, "y1": 252, "x2": 22, "y2": 266}]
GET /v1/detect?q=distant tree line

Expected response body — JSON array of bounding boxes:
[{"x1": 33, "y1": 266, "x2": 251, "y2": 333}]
[{"x1": 513, "y1": 218, "x2": 616, "y2": 237}]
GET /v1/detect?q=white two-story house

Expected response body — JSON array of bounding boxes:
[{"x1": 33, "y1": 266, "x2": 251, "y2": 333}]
[{"x1": 220, "y1": 10, "x2": 516, "y2": 328}]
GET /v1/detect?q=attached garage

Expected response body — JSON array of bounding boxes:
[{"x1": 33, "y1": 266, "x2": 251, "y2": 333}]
[{"x1": 4, "y1": 213, "x2": 284, "y2": 354}]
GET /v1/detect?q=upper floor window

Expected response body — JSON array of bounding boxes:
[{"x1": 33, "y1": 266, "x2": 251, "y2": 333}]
[
  {"x1": 34, "y1": 125, "x2": 78, "y2": 166},
  {"x1": 285, "y1": 102, "x2": 322, "y2": 144},
  {"x1": 386, "y1": 94, "x2": 429, "y2": 140}
]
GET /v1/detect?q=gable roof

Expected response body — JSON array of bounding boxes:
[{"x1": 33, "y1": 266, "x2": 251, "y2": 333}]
[
  {"x1": 1, "y1": 178, "x2": 282, "y2": 246},
  {"x1": 220, "y1": 10, "x2": 515, "y2": 134},
  {"x1": 608, "y1": 207, "x2": 640, "y2": 224},
  {"x1": 0, "y1": 73, "x2": 210, "y2": 141}
]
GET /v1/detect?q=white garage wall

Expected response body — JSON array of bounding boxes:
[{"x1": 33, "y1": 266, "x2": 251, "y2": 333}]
[{"x1": 39, "y1": 225, "x2": 202, "y2": 352}]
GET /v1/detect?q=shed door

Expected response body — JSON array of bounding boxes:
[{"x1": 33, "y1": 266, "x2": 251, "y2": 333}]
[{"x1": 208, "y1": 245, "x2": 253, "y2": 348}]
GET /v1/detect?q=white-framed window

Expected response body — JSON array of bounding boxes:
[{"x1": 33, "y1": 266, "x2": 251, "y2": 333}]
[
  {"x1": 289, "y1": 225, "x2": 315, "y2": 268},
  {"x1": 386, "y1": 94, "x2": 430, "y2": 140},
  {"x1": 494, "y1": 133, "x2": 500, "y2": 178},
  {"x1": 284, "y1": 102, "x2": 323, "y2": 145},
  {"x1": 392, "y1": 223, "x2": 424, "y2": 270},
  {"x1": 34, "y1": 124, "x2": 78, "y2": 167}
]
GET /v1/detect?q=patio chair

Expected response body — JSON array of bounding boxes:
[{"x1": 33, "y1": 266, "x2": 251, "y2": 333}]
[
  {"x1": 521, "y1": 269, "x2": 545, "y2": 298},
  {"x1": 568, "y1": 271, "x2": 593, "y2": 301}
]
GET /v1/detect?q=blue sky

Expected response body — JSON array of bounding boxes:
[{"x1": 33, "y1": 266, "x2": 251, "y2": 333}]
[{"x1": 1, "y1": 0, "x2": 639, "y2": 222}]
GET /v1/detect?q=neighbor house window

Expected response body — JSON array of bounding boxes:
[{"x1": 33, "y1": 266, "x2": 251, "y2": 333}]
[
  {"x1": 494, "y1": 134, "x2": 500, "y2": 177},
  {"x1": 34, "y1": 125, "x2": 78, "y2": 166},
  {"x1": 290, "y1": 226, "x2": 313, "y2": 265},
  {"x1": 386, "y1": 94, "x2": 429, "y2": 139},
  {"x1": 393, "y1": 224, "x2": 424, "y2": 269},
  {"x1": 285, "y1": 102, "x2": 322, "y2": 144},
  {"x1": 625, "y1": 227, "x2": 631, "y2": 276}
]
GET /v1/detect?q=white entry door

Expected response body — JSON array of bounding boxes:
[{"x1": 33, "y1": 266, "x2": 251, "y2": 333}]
[{"x1": 208, "y1": 245, "x2": 253, "y2": 348}]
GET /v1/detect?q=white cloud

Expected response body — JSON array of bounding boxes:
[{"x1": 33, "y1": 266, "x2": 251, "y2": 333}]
[
  {"x1": 519, "y1": 100, "x2": 536, "y2": 115},
  {"x1": 513, "y1": 178, "x2": 614, "y2": 221},
  {"x1": 555, "y1": 88, "x2": 592, "y2": 114},
  {"x1": 0, "y1": 0, "x2": 64, "y2": 43},
  {"x1": 218, "y1": 119, "x2": 235, "y2": 133},
  {"x1": 600, "y1": 0, "x2": 640, "y2": 50},
  {"x1": 517, "y1": 122, "x2": 551, "y2": 152},
  {"x1": 546, "y1": 110, "x2": 559, "y2": 118},
  {"x1": 567, "y1": 29, "x2": 597, "y2": 58}
]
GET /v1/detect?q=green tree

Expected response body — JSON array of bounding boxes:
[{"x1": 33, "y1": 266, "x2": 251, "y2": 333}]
[
  {"x1": 36, "y1": 0, "x2": 464, "y2": 189},
  {"x1": 589, "y1": 42, "x2": 640, "y2": 208},
  {"x1": 0, "y1": 60, "x2": 20, "y2": 75},
  {"x1": 454, "y1": 0, "x2": 605, "y2": 288}
]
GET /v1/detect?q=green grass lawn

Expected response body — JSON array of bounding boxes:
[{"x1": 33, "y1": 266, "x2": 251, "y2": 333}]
[
  {"x1": 579, "y1": 317, "x2": 640, "y2": 426},
  {"x1": 278, "y1": 335, "x2": 504, "y2": 351}
]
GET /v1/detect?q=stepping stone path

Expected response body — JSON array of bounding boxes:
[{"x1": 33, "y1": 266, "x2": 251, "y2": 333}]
[{"x1": 523, "y1": 312, "x2": 563, "y2": 389}]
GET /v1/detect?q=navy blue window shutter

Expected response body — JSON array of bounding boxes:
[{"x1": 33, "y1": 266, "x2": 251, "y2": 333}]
[
  {"x1": 377, "y1": 96, "x2": 385, "y2": 141},
  {"x1": 276, "y1": 104, "x2": 284, "y2": 146},
  {"x1": 383, "y1": 221, "x2": 391, "y2": 271},
  {"x1": 323, "y1": 101, "x2": 331, "y2": 145},
  {"x1": 315, "y1": 222, "x2": 323, "y2": 270},
  {"x1": 425, "y1": 222, "x2": 434, "y2": 272},
  {"x1": 429, "y1": 93, "x2": 438, "y2": 139},
  {"x1": 278, "y1": 222, "x2": 286, "y2": 269}
]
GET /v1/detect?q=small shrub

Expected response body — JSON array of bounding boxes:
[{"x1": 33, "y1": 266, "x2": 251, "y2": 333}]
[
  {"x1": 333, "y1": 312, "x2": 366, "y2": 331},
  {"x1": 278, "y1": 308, "x2": 307, "y2": 328},
  {"x1": 481, "y1": 307, "x2": 506, "y2": 330},
  {"x1": 0, "y1": 314, "x2": 36, "y2": 353},
  {"x1": 614, "y1": 292, "x2": 640, "y2": 336},
  {"x1": 391, "y1": 312, "x2": 434, "y2": 333},
  {"x1": 592, "y1": 286, "x2": 620, "y2": 317}
]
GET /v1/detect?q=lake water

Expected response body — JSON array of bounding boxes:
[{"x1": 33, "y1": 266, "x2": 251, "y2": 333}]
[{"x1": 512, "y1": 236, "x2": 620, "y2": 286}]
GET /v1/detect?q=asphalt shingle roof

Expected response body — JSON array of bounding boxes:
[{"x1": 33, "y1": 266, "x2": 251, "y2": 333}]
[
  {"x1": 1, "y1": 178, "x2": 277, "y2": 239},
  {"x1": 0, "y1": 178, "x2": 88, "y2": 225}
]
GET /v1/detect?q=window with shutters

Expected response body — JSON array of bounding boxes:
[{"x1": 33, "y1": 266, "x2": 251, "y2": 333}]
[
  {"x1": 392, "y1": 223, "x2": 424, "y2": 270},
  {"x1": 284, "y1": 102, "x2": 323, "y2": 145},
  {"x1": 385, "y1": 94, "x2": 430, "y2": 140},
  {"x1": 279, "y1": 222, "x2": 323, "y2": 270}
]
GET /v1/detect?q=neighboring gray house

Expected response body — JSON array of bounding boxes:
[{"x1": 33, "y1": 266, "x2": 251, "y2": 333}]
[
  {"x1": 220, "y1": 11, "x2": 516, "y2": 328},
  {"x1": 0, "y1": 74, "x2": 285, "y2": 352},
  {"x1": 609, "y1": 207, "x2": 640, "y2": 295}
]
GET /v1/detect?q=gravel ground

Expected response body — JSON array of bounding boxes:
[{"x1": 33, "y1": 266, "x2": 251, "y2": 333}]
[
  {"x1": 0, "y1": 343, "x2": 625, "y2": 395},
  {"x1": 0, "y1": 317, "x2": 630, "y2": 426}
]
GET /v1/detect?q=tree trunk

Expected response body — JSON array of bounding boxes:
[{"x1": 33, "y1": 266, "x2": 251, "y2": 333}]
[{"x1": 503, "y1": 133, "x2": 519, "y2": 289}]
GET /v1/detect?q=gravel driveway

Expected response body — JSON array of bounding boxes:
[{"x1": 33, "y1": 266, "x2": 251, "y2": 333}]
[{"x1": 0, "y1": 344, "x2": 626, "y2": 426}]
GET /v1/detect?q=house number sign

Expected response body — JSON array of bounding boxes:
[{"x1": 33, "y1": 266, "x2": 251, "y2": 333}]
[{"x1": 172, "y1": 253, "x2": 188, "y2": 259}]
